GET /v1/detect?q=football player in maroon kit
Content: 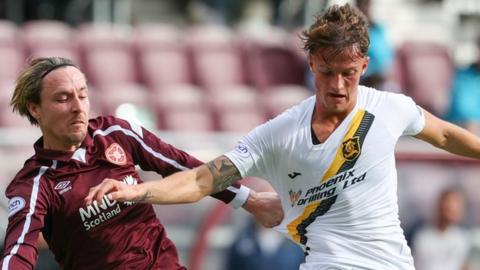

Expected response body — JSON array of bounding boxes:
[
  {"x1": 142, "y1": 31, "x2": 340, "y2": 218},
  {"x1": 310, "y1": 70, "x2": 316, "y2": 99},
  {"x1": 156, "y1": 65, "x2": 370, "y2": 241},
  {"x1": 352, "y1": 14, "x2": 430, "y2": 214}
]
[{"x1": 1, "y1": 57, "x2": 283, "y2": 269}]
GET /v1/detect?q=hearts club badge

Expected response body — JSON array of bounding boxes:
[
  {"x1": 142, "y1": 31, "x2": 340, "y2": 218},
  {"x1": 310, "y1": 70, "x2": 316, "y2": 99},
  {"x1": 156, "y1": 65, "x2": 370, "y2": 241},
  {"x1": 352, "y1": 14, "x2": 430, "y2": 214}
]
[{"x1": 105, "y1": 143, "x2": 127, "y2": 165}]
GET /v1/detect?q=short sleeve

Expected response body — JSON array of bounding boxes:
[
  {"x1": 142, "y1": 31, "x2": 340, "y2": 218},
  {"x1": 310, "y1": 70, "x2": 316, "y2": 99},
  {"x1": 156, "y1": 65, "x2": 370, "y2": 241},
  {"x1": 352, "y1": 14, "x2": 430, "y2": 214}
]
[
  {"x1": 225, "y1": 123, "x2": 272, "y2": 179},
  {"x1": 383, "y1": 93, "x2": 425, "y2": 137},
  {"x1": 402, "y1": 100, "x2": 425, "y2": 136}
]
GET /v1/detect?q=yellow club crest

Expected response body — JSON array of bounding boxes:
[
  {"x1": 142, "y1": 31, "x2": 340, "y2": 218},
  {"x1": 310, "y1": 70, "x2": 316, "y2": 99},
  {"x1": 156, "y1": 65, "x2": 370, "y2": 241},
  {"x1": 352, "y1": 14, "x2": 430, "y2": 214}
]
[{"x1": 342, "y1": 136, "x2": 360, "y2": 161}]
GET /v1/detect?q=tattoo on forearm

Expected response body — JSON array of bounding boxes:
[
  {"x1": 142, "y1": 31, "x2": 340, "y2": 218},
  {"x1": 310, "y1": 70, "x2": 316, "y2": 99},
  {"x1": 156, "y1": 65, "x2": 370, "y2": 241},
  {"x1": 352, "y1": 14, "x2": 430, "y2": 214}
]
[
  {"x1": 135, "y1": 190, "x2": 152, "y2": 203},
  {"x1": 206, "y1": 156, "x2": 242, "y2": 194}
]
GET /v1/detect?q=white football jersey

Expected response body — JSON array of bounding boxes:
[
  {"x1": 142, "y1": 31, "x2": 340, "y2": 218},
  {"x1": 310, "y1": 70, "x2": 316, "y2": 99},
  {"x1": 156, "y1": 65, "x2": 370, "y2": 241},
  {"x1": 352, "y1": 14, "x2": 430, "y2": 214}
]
[{"x1": 226, "y1": 86, "x2": 425, "y2": 270}]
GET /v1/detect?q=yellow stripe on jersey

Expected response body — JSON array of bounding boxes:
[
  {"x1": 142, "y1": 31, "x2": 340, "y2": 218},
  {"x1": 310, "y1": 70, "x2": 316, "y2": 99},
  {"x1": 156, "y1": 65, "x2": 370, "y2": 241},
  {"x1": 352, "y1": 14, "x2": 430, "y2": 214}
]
[
  {"x1": 287, "y1": 109, "x2": 374, "y2": 244},
  {"x1": 287, "y1": 201, "x2": 321, "y2": 243},
  {"x1": 321, "y1": 110, "x2": 365, "y2": 182}
]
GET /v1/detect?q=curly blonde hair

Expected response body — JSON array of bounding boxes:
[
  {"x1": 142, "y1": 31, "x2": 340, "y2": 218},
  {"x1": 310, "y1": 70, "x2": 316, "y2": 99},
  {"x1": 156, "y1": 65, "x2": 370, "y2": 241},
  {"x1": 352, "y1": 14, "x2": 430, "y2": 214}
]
[{"x1": 302, "y1": 4, "x2": 370, "y2": 58}]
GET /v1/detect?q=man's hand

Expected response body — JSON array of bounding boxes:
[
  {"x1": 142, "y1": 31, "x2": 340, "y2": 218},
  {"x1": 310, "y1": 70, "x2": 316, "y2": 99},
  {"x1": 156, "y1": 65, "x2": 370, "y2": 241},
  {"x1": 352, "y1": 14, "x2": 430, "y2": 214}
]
[
  {"x1": 242, "y1": 190, "x2": 284, "y2": 228},
  {"x1": 84, "y1": 178, "x2": 146, "y2": 205}
]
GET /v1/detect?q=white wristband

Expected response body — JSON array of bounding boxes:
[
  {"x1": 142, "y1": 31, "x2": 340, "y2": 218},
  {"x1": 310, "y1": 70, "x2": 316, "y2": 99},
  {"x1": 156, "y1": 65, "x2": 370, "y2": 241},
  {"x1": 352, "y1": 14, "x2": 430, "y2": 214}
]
[{"x1": 227, "y1": 185, "x2": 251, "y2": 209}]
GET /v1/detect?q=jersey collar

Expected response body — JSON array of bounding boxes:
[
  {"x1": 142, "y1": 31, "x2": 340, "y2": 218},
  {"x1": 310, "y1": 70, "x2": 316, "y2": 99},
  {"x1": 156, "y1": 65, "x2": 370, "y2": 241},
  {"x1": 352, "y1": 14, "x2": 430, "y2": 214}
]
[{"x1": 33, "y1": 129, "x2": 94, "y2": 163}]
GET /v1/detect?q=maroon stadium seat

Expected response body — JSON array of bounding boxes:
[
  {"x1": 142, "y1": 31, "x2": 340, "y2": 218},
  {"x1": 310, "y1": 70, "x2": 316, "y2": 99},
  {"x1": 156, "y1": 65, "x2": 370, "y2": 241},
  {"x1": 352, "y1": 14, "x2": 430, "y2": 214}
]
[
  {"x1": 94, "y1": 84, "x2": 156, "y2": 129},
  {"x1": 140, "y1": 47, "x2": 192, "y2": 89},
  {"x1": 243, "y1": 34, "x2": 307, "y2": 92},
  {"x1": 0, "y1": 83, "x2": 32, "y2": 128},
  {"x1": 76, "y1": 23, "x2": 132, "y2": 47},
  {"x1": 30, "y1": 47, "x2": 80, "y2": 65},
  {"x1": 0, "y1": 20, "x2": 20, "y2": 45},
  {"x1": 208, "y1": 85, "x2": 266, "y2": 131},
  {"x1": 0, "y1": 105, "x2": 31, "y2": 128},
  {"x1": 0, "y1": 22, "x2": 24, "y2": 84},
  {"x1": 0, "y1": 45, "x2": 25, "y2": 84},
  {"x1": 186, "y1": 25, "x2": 247, "y2": 92},
  {"x1": 135, "y1": 24, "x2": 193, "y2": 89},
  {"x1": 288, "y1": 27, "x2": 308, "y2": 63},
  {"x1": 21, "y1": 20, "x2": 80, "y2": 64},
  {"x1": 216, "y1": 109, "x2": 267, "y2": 132},
  {"x1": 262, "y1": 85, "x2": 312, "y2": 118},
  {"x1": 76, "y1": 23, "x2": 137, "y2": 88},
  {"x1": 134, "y1": 23, "x2": 182, "y2": 48},
  {"x1": 95, "y1": 84, "x2": 149, "y2": 115},
  {"x1": 161, "y1": 108, "x2": 215, "y2": 132},
  {"x1": 83, "y1": 48, "x2": 137, "y2": 87},
  {"x1": 0, "y1": 82, "x2": 12, "y2": 107},
  {"x1": 150, "y1": 84, "x2": 205, "y2": 111},
  {"x1": 21, "y1": 20, "x2": 73, "y2": 49},
  {"x1": 208, "y1": 85, "x2": 260, "y2": 112},
  {"x1": 395, "y1": 41, "x2": 454, "y2": 116},
  {"x1": 149, "y1": 83, "x2": 213, "y2": 131}
]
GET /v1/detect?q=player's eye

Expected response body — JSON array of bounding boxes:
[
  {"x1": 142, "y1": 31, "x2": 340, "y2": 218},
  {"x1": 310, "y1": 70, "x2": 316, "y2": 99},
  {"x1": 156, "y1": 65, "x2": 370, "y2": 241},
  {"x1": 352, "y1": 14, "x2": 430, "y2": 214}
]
[
  {"x1": 56, "y1": 95, "x2": 68, "y2": 102},
  {"x1": 343, "y1": 70, "x2": 356, "y2": 77},
  {"x1": 320, "y1": 70, "x2": 333, "y2": 76}
]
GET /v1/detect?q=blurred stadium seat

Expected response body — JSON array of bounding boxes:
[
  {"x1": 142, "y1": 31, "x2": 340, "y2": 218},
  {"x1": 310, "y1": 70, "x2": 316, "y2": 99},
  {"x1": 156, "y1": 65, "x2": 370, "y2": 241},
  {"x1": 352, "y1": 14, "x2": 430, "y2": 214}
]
[
  {"x1": 21, "y1": 20, "x2": 80, "y2": 64},
  {"x1": 0, "y1": 83, "x2": 30, "y2": 128},
  {"x1": 216, "y1": 109, "x2": 267, "y2": 132},
  {"x1": 151, "y1": 84, "x2": 205, "y2": 111},
  {"x1": 134, "y1": 23, "x2": 193, "y2": 89},
  {"x1": 95, "y1": 84, "x2": 149, "y2": 115},
  {"x1": 0, "y1": 21, "x2": 24, "y2": 84},
  {"x1": 161, "y1": 109, "x2": 215, "y2": 132},
  {"x1": 30, "y1": 47, "x2": 80, "y2": 65},
  {"x1": 207, "y1": 85, "x2": 267, "y2": 131},
  {"x1": 186, "y1": 25, "x2": 247, "y2": 92},
  {"x1": 395, "y1": 41, "x2": 454, "y2": 116},
  {"x1": 134, "y1": 23, "x2": 182, "y2": 47},
  {"x1": 288, "y1": 27, "x2": 308, "y2": 63},
  {"x1": 77, "y1": 23, "x2": 137, "y2": 87},
  {"x1": 242, "y1": 30, "x2": 307, "y2": 92},
  {"x1": 21, "y1": 20, "x2": 72, "y2": 44},
  {"x1": 150, "y1": 84, "x2": 210, "y2": 130},
  {"x1": 208, "y1": 85, "x2": 260, "y2": 111},
  {"x1": 0, "y1": 45, "x2": 25, "y2": 85},
  {"x1": 0, "y1": 107, "x2": 31, "y2": 128},
  {"x1": 95, "y1": 84, "x2": 156, "y2": 130},
  {"x1": 0, "y1": 20, "x2": 19, "y2": 45},
  {"x1": 262, "y1": 85, "x2": 312, "y2": 118}
]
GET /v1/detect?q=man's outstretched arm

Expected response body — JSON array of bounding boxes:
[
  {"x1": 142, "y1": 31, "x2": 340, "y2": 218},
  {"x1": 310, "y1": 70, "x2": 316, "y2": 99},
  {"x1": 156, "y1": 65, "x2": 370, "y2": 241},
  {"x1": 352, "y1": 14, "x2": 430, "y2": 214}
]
[
  {"x1": 416, "y1": 109, "x2": 480, "y2": 158},
  {"x1": 85, "y1": 155, "x2": 240, "y2": 204},
  {"x1": 85, "y1": 155, "x2": 284, "y2": 227}
]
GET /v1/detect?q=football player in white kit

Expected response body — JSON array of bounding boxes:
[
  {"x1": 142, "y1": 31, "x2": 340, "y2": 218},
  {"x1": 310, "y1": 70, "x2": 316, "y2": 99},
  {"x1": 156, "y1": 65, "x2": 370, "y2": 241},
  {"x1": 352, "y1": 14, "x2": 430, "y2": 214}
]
[{"x1": 86, "y1": 4, "x2": 480, "y2": 270}]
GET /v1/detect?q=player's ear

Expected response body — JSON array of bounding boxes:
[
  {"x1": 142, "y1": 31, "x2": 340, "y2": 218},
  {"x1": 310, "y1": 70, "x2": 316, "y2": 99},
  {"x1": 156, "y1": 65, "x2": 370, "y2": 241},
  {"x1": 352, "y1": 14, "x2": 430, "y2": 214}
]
[
  {"x1": 308, "y1": 54, "x2": 314, "y2": 72},
  {"x1": 361, "y1": 56, "x2": 369, "y2": 75},
  {"x1": 27, "y1": 101, "x2": 40, "y2": 121}
]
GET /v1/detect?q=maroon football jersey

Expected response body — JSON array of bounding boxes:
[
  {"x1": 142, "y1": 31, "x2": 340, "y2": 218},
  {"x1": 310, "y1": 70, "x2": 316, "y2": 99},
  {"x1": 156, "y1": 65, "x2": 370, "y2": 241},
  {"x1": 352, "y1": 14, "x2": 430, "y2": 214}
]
[{"x1": 1, "y1": 116, "x2": 244, "y2": 269}]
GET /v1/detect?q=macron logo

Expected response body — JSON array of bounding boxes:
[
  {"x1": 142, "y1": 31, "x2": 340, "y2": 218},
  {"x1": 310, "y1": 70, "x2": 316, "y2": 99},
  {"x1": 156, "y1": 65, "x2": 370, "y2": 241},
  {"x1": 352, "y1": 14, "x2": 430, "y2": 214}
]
[{"x1": 55, "y1": 180, "x2": 72, "y2": 195}]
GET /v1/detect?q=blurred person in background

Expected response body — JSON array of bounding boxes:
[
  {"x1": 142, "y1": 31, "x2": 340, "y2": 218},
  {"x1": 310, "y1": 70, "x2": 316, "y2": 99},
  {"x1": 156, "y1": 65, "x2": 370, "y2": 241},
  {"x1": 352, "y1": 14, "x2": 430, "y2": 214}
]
[
  {"x1": 1, "y1": 57, "x2": 282, "y2": 269},
  {"x1": 355, "y1": 0, "x2": 395, "y2": 91},
  {"x1": 446, "y1": 36, "x2": 480, "y2": 135},
  {"x1": 225, "y1": 179, "x2": 304, "y2": 270},
  {"x1": 225, "y1": 217, "x2": 305, "y2": 270},
  {"x1": 86, "y1": 4, "x2": 480, "y2": 270},
  {"x1": 412, "y1": 188, "x2": 472, "y2": 270}
]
